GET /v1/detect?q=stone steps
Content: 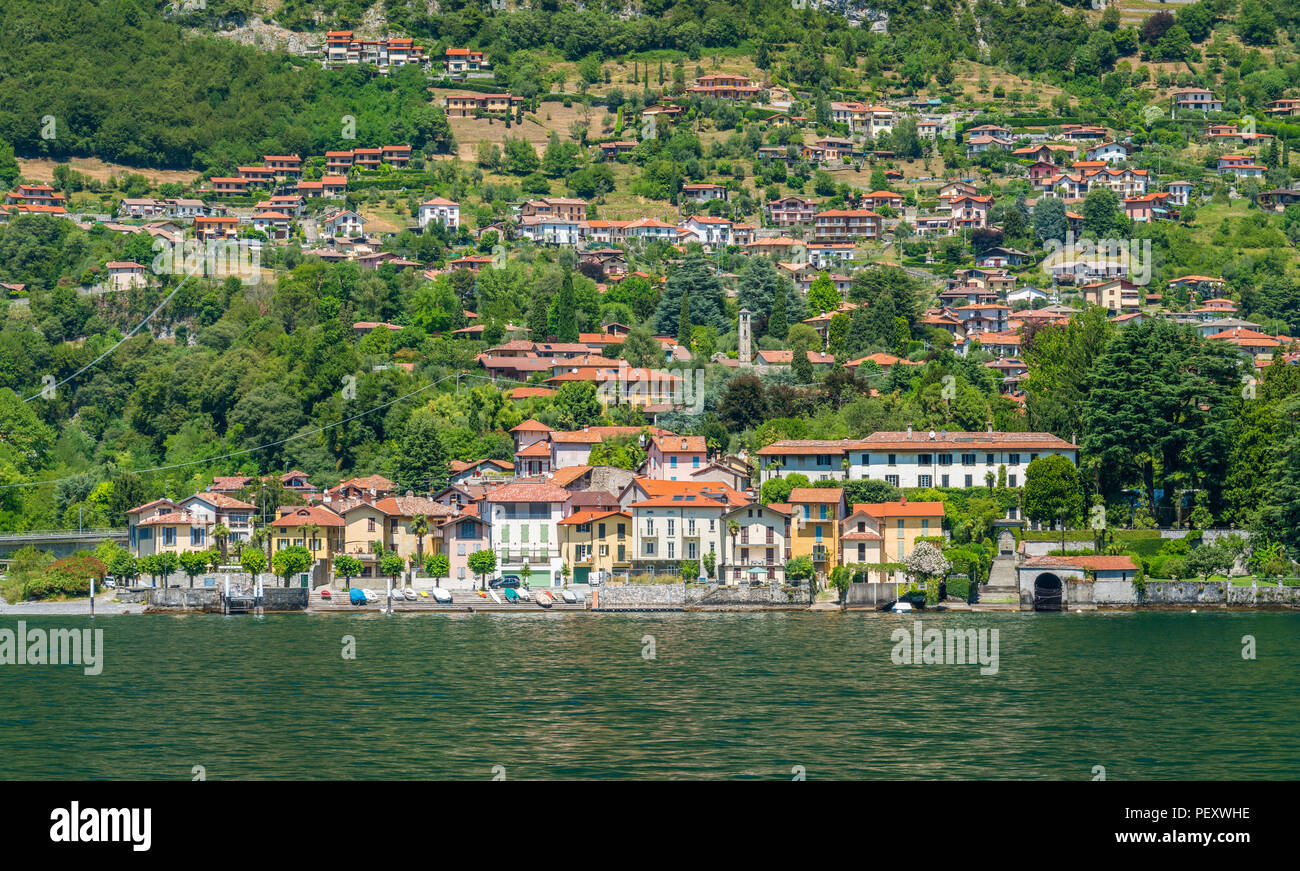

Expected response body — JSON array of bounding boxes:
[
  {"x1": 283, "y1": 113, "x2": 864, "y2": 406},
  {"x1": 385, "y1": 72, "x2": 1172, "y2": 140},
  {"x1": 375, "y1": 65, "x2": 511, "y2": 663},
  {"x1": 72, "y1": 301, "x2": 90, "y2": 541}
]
[{"x1": 979, "y1": 556, "x2": 1020, "y2": 605}]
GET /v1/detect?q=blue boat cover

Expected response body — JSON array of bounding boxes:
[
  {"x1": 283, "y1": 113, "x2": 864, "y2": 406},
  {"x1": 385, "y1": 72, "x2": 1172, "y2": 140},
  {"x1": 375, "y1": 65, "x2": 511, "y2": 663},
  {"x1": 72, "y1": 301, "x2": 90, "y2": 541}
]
[{"x1": 349, "y1": 588, "x2": 366, "y2": 605}]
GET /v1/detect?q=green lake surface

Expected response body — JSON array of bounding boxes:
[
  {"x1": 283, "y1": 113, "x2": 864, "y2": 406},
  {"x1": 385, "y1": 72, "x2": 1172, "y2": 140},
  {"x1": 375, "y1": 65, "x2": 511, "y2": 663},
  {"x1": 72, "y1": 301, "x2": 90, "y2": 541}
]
[{"x1": 1, "y1": 611, "x2": 1296, "y2": 780}]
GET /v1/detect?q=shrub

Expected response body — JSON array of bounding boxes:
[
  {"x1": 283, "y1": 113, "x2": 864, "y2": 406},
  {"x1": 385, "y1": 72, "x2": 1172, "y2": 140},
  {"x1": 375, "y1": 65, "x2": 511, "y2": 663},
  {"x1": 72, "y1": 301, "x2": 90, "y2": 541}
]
[
  {"x1": 22, "y1": 570, "x2": 91, "y2": 600},
  {"x1": 945, "y1": 575, "x2": 972, "y2": 601}
]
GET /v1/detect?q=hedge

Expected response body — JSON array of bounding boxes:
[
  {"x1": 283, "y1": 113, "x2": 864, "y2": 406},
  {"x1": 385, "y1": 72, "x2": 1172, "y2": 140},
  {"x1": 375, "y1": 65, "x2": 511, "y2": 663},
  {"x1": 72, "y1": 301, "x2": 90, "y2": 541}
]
[{"x1": 944, "y1": 575, "x2": 972, "y2": 602}]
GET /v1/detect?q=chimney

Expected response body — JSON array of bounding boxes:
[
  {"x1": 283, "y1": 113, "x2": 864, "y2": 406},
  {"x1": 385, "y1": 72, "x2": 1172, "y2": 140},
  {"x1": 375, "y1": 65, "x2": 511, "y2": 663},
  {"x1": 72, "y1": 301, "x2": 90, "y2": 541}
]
[
  {"x1": 987, "y1": 421, "x2": 993, "y2": 434},
  {"x1": 928, "y1": 428, "x2": 935, "y2": 440},
  {"x1": 900, "y1": 494, "x2": 907, "y2": 505},
  {"x1": 906, "y1": 424, "x2": 912, "y2": 439}
]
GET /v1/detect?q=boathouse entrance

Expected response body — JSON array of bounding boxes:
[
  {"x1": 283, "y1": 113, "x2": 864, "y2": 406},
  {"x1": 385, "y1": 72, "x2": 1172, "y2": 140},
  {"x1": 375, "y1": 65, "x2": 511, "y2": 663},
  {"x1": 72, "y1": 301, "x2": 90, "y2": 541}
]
[{"x1": 1033, "y1": 573, "x2": 1064, "y2": 611}]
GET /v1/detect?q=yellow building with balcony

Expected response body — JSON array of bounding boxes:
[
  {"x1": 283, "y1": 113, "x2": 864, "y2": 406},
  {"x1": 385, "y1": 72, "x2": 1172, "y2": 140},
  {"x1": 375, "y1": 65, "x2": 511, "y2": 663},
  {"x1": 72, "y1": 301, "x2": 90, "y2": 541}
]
[
  {"x1": 787, "y1": 488, "x2": 845, "y2": 577},
  {"x1": 270, "y1": 505, "x2": 346, "y2": 569},
  {"x1": 558, "y1": 510, "x2": 632, "y2": 584}
]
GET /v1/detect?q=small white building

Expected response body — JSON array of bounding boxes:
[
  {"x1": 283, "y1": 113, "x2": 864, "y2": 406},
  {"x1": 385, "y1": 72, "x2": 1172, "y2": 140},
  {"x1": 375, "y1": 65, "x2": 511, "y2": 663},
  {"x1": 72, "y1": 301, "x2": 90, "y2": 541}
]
[
  {"x1": 320, "y1": 210, "x2": 366, "y2": 237},
  {"x1": 105, "y1": 261, "x2": 147, "y2": 290},
  {"x1": 418, "y1": 197, "x2": 460, "y2": 231}
]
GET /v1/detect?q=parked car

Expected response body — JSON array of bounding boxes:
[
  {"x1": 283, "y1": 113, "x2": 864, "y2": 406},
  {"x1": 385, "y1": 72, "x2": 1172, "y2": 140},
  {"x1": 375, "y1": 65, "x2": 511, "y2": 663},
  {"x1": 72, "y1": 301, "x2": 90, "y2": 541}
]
[{"x1": 489, "y1": 575, "x2": 521, "y2": 589}]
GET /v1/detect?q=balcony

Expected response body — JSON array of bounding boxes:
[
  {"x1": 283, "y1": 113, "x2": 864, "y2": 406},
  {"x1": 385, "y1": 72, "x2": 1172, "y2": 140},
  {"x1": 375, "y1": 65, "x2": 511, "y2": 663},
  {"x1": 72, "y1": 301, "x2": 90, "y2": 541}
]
[
  {"x1": 811, "y1": 547, "x2": 830, "y2": 563},
  {"x1": 498, "y1": 549, "x2": 556, "y2": 565}
]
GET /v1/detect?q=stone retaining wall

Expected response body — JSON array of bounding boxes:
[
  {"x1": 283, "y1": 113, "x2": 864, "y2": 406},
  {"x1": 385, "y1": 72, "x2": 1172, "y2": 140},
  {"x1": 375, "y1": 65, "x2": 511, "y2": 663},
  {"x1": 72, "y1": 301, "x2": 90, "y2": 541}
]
[
  {"x1": 145, "y1": 587, "x2": 308, "y2": 612},
  {"x1": 593, "y1": 583, "x2": 809, "y2": 610},
  {"x1": 594, "y1": 583, "x2": 686, "y2": 610},
  {"x1": 687, "y1": 584, "x2": 810, "y2": 607}
]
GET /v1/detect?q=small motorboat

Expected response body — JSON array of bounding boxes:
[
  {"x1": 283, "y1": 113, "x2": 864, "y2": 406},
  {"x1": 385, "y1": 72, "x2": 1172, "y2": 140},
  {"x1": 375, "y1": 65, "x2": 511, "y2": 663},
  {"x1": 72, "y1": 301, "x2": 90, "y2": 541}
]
[
  {"x1": 889, "y1": 600, "x2": 914, "y2": 614},
  {"x1": 515, "y1": 586, "x2": 532, "y2": 602},
  {"x1": 489, "y1": 590, "x2": 503, "y2": 605},
  {"x1": 502, "y1": 588, "x2": 519, "y2": 602},
  {"x1": 536, "y1": 590, "x2": 554, "y2": 608},
  {"x1": 559, "y1": 589, "x2": 578, "y2": 604},
  {"x1": 402, "y1": 588, "x2": 418, "y2": 601},
  {"x1": 349, "y1": 588, "x2": 367, "y2": 606},
  {"x1": 431, "y1": 588, "x2": 453, "y2": 604},
  {"x1": 362, "y1": 589, "x2": 379, "y2": 604},
  {"x1": 319, "y1": 589, "x2": 332, "y2": 600}
]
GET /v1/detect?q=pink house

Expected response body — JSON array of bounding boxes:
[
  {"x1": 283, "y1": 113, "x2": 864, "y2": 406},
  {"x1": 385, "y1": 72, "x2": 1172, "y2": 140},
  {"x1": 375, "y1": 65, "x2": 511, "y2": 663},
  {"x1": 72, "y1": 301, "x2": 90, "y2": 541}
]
[
  {"x1": 437, "y1": 505, "x2": 491, "y2": 586},
  {"x1": 647, "y1": 435, "x2": 707, "y2": 480}
]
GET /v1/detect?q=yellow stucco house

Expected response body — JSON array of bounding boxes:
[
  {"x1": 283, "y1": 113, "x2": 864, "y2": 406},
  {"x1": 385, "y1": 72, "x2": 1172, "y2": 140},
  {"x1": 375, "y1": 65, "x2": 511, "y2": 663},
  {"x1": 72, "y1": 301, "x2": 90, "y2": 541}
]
[
  {"x1": 787, "y1": 487, "x2": 845, "y2": 576},
  {"x1": 270, "y1": 505, "x2": 346, "y2": 567},
  {"x1": 558, "y1": 509, "x2": 632, "y2": 584}
]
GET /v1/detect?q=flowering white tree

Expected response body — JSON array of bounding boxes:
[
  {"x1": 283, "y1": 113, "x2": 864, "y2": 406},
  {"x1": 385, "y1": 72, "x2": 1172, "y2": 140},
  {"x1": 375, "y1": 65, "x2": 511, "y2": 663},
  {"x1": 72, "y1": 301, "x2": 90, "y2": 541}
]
[{"x1": 905, "y1": 541, "x2": 952, "y2": 604}]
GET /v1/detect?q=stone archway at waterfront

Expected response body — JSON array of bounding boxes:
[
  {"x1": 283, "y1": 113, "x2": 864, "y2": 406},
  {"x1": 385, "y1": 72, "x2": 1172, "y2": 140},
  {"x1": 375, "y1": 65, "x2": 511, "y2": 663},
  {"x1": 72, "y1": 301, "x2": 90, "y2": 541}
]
[{"x1": 1033, "y1": 572, "x2": 1064, "y2": 611}]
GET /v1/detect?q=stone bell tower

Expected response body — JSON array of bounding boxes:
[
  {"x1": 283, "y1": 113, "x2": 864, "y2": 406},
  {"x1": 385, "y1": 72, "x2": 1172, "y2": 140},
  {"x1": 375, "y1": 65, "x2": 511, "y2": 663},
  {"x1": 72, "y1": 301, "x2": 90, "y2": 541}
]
[{"x1": 738, "y1": 308, "x2": 752, "y2": 366}]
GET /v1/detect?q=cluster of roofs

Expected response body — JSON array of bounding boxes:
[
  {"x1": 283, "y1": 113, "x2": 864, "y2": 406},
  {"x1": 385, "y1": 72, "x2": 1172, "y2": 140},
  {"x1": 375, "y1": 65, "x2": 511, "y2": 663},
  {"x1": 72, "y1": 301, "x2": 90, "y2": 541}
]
[{"x1": 123, "y1": 426, "x2": 994, "y2": 587}]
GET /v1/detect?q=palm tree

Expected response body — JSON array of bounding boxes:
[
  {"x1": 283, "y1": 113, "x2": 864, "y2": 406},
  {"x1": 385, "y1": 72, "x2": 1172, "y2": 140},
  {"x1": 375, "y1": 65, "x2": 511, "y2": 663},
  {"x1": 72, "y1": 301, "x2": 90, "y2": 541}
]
[
  {"x1": 302, "y1": 522, "x2": 322, "y2": 564},
  {"x1": 250, "y1": 527, "x2": 272, "y2": 574},
  {"x1": 727, "y1": 519, "x2": 740, "y2": 585},
  {"x1": 411, "y1": 514, "x2": 429, "y2": 573},
  {"x1": 213, "y1": 523, "x2": 230, "y2": 563}
]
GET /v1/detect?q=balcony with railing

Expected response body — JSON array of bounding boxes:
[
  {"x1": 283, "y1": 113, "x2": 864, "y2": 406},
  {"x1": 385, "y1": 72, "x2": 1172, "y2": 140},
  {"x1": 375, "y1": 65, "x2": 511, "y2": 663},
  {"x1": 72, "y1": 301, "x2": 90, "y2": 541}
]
[
  {"x1": 497, "y1": 548, "x2": 557, "y2": 565},
  {"x1": 733, "y1": 556, "x2": 781, "y2": 567}
]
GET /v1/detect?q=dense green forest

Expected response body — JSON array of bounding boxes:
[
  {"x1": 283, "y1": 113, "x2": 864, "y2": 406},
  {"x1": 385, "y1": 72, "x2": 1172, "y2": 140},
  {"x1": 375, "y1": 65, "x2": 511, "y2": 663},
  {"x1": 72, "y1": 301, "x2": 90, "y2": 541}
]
[
  {"x1": 3, "y1": 1, "x2": 1299, "y2": 170},
  {"x1": 0, "y1": 1, "x2": 454, "y2": 169}
]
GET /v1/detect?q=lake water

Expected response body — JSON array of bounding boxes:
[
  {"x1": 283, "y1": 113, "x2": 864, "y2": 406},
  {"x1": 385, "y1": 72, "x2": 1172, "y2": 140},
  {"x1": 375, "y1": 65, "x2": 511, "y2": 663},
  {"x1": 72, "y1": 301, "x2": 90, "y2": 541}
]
[{"x1": 1, "y1": 611, "x2": 1296, "y2": 780}]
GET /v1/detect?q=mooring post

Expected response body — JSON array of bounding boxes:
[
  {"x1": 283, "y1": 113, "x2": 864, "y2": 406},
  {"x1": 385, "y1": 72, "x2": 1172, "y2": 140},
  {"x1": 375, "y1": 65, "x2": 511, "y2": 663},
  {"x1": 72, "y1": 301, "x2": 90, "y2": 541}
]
[{"x1": 89, "y1": 577, "x2": 95, "y2": 619}]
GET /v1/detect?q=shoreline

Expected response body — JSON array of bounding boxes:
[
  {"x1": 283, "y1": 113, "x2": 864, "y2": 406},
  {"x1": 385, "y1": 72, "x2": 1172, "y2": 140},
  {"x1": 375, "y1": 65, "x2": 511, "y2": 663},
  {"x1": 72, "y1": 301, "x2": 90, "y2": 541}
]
[{"x1": 3, "y1": 599, "x2": 1299, "y2": 615}]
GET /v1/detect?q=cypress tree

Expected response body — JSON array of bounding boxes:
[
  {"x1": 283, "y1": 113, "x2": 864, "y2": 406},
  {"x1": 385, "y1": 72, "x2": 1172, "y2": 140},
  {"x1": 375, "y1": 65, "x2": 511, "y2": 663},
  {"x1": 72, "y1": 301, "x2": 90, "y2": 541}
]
[
  {"x1": 677, "y1": 288, "x2": 692, "y2": 349},
  {"x1": 791, "y1": 337, "x2": 815, "y2": 383},
  {"x1": 769, "y1": 281, "x2": 789, "y2": 339},
  {"x1": 848, "y1": 304, "x2": 872, "y2": 354}
]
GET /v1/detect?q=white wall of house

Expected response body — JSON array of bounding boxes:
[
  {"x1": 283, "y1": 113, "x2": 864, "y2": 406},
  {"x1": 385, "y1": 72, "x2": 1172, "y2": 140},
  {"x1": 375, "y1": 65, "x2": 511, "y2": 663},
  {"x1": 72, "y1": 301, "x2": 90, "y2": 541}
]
[
  {"x1": 851, "y1": 448, "x2": 1077, "y2": 488},
  {"x1": 488, "y1": 500, "x2": 566, "y2": 585},
  {"x1": 631, "y1": 507, "x2": 726, "y2": 573},
  {"x1": 724, "y1": 506, "x2": 788, "y2": 584},
  {"x1": 759, "y1": 453, "x2": 847, "y2": 483}
]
